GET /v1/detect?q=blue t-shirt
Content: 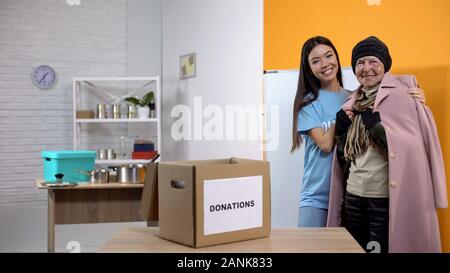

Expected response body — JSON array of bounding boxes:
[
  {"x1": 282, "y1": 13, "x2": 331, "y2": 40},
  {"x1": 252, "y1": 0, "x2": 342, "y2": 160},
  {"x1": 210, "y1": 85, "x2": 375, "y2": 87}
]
[{"x1": 297, "y1": 88, "x2": 351, "y2": 209}]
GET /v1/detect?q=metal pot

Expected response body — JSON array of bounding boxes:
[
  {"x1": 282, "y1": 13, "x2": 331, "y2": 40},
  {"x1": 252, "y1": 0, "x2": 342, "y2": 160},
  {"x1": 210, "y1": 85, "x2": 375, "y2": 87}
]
[
  {"x1": 89, "y1": 169, "x2": 109, "y2": 184},
  {"x1": 109, "y1": 164, "x2": 146, "y2": 184},
  {"x1": 77, "y1": 169, "x2": 109, "y2": 183}
]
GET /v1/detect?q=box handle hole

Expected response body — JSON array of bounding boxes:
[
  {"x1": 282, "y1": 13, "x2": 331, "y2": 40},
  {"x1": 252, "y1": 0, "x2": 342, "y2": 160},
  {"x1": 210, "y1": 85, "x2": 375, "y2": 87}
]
[{"x1": 171, "y1": 180, "x2": 186, "y2": 189}]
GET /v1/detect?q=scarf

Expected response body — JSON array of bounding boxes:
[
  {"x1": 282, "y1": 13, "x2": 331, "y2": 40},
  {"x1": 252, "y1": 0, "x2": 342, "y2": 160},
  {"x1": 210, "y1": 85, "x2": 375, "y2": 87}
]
[{"x1": 344, "y1": 84, "x2": 380, "y2": 161}]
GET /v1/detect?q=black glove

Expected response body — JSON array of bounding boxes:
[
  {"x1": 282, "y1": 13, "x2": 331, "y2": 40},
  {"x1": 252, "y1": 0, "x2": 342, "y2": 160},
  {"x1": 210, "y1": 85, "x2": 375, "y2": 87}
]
[
  {"x1": 335, "y1": 109, "x2": 352, "y2": 136},
  {"x1": 359, "y1": 109, "x2": 381, "y2": 130}
]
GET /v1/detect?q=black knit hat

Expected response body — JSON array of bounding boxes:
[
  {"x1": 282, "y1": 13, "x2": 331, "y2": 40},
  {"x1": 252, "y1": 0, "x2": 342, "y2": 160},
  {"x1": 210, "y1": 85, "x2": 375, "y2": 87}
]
[{"x1": 351, "y1": 36, "x2": 392, "y2": 73}]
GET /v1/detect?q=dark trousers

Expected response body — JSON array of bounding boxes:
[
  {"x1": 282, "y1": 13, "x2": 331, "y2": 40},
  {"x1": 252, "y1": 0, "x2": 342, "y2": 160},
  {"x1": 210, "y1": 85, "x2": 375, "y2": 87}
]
[{"x1": 343, "y1": 191, "x2": 389, "y2": 253}]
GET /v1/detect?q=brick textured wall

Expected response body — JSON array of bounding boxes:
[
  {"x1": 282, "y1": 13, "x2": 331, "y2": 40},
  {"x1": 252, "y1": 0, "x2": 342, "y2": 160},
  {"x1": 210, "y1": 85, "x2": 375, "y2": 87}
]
[{"x1": 0, "y1": 0, "x2": 128, "y2": 205}]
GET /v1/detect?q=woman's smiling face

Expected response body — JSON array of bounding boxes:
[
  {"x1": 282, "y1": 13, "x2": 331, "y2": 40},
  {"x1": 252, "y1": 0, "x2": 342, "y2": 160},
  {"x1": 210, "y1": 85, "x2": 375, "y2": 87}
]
[{"x1": 308, "y1": 44, "x2": 339, "y2": 85}]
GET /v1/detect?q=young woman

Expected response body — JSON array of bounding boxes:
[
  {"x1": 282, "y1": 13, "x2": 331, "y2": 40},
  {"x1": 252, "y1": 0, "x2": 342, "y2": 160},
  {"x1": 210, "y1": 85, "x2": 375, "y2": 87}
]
[{"x1": 291, "y1": 36, "x2": 425, "y2": 227}]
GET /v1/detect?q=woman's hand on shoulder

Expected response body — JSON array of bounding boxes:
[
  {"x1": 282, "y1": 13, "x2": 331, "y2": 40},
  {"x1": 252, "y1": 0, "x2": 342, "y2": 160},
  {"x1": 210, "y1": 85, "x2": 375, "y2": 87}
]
[{"x1": 408, "y1": 86, "x2": 426, "y2": 104}]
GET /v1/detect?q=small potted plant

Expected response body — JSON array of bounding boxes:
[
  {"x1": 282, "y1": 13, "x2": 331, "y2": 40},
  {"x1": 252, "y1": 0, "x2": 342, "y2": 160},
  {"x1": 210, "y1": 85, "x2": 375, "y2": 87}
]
[{"x1": 124, "y1": 91, "x2": 154, "y2": 119}]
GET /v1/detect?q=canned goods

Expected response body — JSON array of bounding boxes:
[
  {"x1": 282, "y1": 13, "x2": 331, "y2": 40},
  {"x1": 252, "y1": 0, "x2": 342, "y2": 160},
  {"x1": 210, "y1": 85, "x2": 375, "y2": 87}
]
[
  {"x1": 97, "y1": 104, "x2": 107, "y2": 119},
  {"x1": 128, "y1": 105, "x2": 137, "y2": 118},
  {"x1": 112, "y1": 104, "x2": 121, "y2": 119},
  {"x1": 98, "y1": 149, "x2": 107, "y2": 160},
  {"x1": 107, "y1": 149, "x2": 116, "y2": 160}
]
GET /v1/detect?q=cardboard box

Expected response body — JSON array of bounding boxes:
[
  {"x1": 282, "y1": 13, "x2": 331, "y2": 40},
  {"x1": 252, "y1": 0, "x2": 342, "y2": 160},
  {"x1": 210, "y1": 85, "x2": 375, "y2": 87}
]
[
  {"x1": 158, "y1": 157, "x2": 271, "y2": 248},
  {"x1": 140, "y1": 162, "x2": 159, "y2": 222},
  {"x1": 76, "y1": 110, "x2": 95, "y2": 119}
]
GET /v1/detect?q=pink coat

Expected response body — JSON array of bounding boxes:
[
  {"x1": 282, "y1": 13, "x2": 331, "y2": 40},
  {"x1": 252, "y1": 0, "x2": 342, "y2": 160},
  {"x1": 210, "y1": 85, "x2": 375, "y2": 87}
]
[{"x1": 327, "y1": 72, "x2": 448, "y2": 253}]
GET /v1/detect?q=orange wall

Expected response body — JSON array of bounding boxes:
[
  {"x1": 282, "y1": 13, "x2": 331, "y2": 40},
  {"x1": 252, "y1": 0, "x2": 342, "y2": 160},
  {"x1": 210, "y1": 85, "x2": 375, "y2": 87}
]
[{"x1": 264, "y1": 0, "x2": 450, "y2": 251}]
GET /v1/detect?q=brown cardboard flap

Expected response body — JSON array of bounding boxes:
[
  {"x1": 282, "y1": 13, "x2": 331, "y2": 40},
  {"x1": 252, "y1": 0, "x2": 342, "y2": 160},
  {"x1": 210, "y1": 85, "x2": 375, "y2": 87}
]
[{"x1": 139, "y1": 162, "x2": 158, "y2": 221}]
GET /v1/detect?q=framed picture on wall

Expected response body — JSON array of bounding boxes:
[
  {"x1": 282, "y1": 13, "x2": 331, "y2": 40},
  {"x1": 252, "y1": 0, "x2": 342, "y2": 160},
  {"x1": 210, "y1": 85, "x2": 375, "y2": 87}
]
[{"x1": 180, "y1": 53, "x2": 196, "y2": 79}]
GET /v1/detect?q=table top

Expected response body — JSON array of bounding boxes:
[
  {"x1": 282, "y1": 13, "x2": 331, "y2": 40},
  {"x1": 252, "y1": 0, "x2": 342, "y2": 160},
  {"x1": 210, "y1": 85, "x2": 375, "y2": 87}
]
[
  {"x1": 99, "y1": 227, "x2": 364, "y2": 253},
  {"x1": 35, "y1": 178, "x2": 144, "y2": 190}
]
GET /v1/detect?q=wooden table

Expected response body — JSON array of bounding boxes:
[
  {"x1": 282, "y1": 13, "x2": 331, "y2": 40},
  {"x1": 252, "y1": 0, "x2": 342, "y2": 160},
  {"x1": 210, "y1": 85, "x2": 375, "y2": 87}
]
[
  {"x1": 36, "y1": 179, "x2": 144, "y2": 253},
  {"x1": 99, "y1": 227, "x2": 364, "y2": 253}
]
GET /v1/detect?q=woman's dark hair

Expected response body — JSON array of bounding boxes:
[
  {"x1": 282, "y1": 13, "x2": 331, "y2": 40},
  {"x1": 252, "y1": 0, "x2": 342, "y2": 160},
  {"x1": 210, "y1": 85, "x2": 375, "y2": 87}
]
[{"x1": 291, "y1": 36, "x2": 343, "y2": 152}]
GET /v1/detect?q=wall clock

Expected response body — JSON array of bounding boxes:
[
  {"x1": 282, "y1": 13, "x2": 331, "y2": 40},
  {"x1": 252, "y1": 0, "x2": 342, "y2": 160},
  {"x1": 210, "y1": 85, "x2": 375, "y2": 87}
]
[{"x1": 32, "y1": 65, "x2": 57, "y2": 89}]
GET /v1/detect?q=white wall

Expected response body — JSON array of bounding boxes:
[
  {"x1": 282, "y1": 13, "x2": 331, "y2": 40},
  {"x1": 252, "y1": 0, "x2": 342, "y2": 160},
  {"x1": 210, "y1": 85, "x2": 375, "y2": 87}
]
[
  {"x1": 161, "y1": 0, "x2": 264, "y2": 161},
  {"x1": 128, "y1": 0, "x2": 162, "y2": 77}
]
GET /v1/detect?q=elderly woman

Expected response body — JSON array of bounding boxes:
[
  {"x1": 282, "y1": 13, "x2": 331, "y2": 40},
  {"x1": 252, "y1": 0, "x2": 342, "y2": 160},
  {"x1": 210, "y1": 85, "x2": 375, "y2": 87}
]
[{"x1": 328, "y1": 36, "x2": 448, "y2": 253}]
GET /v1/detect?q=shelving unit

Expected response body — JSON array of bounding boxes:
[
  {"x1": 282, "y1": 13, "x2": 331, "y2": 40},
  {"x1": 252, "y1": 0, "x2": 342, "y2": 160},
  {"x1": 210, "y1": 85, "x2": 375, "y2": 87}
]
[{"x1": 72, "y1": 76, "x2": 161, "y2": 165}]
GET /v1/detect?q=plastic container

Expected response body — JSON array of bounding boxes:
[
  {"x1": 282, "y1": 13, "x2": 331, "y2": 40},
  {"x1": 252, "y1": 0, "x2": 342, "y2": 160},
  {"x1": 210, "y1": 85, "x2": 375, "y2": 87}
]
[{"x1": 41, "y1": 150, "x2": 96, "y2": 183}]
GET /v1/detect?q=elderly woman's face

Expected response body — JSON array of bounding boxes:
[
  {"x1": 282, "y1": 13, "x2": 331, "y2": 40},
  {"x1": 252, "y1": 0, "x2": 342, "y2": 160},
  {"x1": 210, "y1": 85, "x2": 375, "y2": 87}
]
[{"x1": 355, "y1": 56, "x2": 385, "y2": 89}]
